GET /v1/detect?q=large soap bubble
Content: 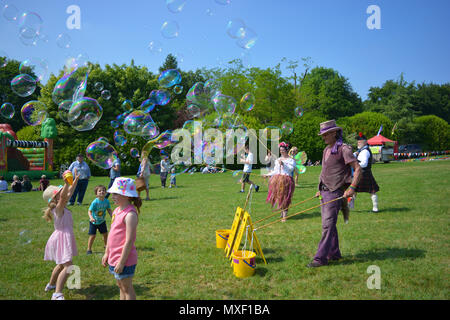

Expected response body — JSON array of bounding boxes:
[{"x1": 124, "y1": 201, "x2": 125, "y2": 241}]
[
  {"x1": 123, "y1": 110, "x2": 154, "y2": 136},
  {"x1": 226, "y1": 19, "x2": 246, "y2": 39},
  {"x1": 19, "y1": 58, "x2": 48, "y2": 82},
  {"x1": 166, "y1": 0, "x2": 186, "y2": 14},
  {"x1": 11, "y1": 74, "x2": 36, "y2": 97},
  {"x1": 0, "y1": 103, "x2": 15, "y2": 119},
  {"x1": 236, "y1": 27, "x2": 258, "y2": 50},
  {"x1": 158, "y1": 69, "x2": 181, "y2": 88},
  {"x1": 19, "y1": 12, "x2": 43, "y2": 40},
  {"x1": 21, "y1": 100, "x2": 47, "y2": 126},
  {"x1": 67, "y1": 97, "x2": 103, "y2": 131},
  {"x1": 186, "y1": 82, "x2": 214, "y2": 110},
  {"x1": 52, "y1": 67, "x2": 89, "y2": 105},
  {"x1": 161, "y1": 20, "x2": 180, "y2": 39},
  {"x1": 85, "y1": 139, "x2": 119, "y2": 169},
  {"x1": 149, "y1": 89, "x2": 171, "y2": 106},
  {"x1": 240, "y1": 92, "x2": 255, "y2": 111},
  {"x1": 58, "y1": 100, "x2": 73, "y2": 122},
  {"x1": 141, "y1": 130, "x2": 175, "y2": 157},
  {"x1": 212, "y1": 92, "x2": 236, "y2": 115}
]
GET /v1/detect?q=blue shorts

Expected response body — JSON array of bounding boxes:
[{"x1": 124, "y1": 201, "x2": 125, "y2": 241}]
[
  {"x1": 88, "y1": 221, "x2": 107, "y2": 235},
  {"x1": 108, "y1": 264, "x2": 136, "y2": 280}
]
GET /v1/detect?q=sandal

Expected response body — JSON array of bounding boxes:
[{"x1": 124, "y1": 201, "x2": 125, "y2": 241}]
[
  {"x1": 51, "y1": 292, "x2": 64, "y2": 300},
  {"x1": 45, "y1": 283, "x2": 56, "y2": 292}
]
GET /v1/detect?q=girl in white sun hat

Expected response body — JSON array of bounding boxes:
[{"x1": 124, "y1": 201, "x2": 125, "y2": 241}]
[
  {"x1": 102, "y1": 177, "x2": 141, "y2": 300},
  {"x1": 42, "y1": 174, "x2": 80, "y2": 300}
]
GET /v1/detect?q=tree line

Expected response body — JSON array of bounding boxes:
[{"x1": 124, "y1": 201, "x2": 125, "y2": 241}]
[{"x1": 0, "y1": 54, "x2": 448, "y2": 175}]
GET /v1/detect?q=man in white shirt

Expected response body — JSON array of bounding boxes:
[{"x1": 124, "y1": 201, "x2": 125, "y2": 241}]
[
  {"x1": 354, "y1": 133, "x2": 380, "y2": 212},
  {"x1": 239, "y1": 145, "x2": 260, "y2": 193}
]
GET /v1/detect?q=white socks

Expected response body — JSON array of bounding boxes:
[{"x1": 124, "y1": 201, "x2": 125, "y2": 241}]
[{"x1": 371, "y1": 194, "x2": 378, "y2": 212}]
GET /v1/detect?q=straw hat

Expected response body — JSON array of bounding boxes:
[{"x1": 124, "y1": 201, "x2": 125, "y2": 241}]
[
  {"x1": 107, "y1": 177, "x2": 138, "y2": 198},
  {"x1": 318, "y1": 120, "x2": 342, "y2": 136},
  {"x1": 43, "y1": 185, "x2": 63, "y2": 203}
]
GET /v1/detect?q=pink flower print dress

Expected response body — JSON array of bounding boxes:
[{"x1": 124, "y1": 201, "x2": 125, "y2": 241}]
[{"x1": 44, "y1": 208, "x2": 78, "y2": 265}]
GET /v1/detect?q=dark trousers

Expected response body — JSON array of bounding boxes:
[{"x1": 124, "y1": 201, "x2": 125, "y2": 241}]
[
  {"x1": 69, "y1": 179, "x2": 89, "y2": 204},
  {"x1": 160, "y1": 172, "x2": 168, "y2": 187},
  {"x1": 313, "y1": 187, "x2": 344, "y2": 265},
  {"x1": 105, "y1": 178, "x2": 116, "y2": 199}
]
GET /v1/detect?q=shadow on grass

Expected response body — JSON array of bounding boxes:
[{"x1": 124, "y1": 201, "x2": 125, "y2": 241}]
[
  {"x1": 287, "y1": 210, "x2": 321, "y2": 221},
  {"x1": 335, "y1": 247, "x2": 426, "y2": 265},
  {"x1": 77, "y1": 284, "x2": 150, "y2": 300}
]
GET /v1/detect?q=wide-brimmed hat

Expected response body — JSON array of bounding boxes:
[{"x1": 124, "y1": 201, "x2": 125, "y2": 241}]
[
  {"x1": 318, "y1": 120, "x2": 342, "y2": 136},
  {"x1": 107, "y1": 177, "x2": 138, "y2": 198},
  {"x1": 43, "y1": 185, "x2": 63, "y2": 203}
]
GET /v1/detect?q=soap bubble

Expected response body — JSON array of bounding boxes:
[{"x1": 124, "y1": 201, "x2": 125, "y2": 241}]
[
  {"x1": 18, "y1": 230, "x2": 32, "y2": 245},
  {"x1": 281, "y1": 121, "x2": 294, "y2": 135},
  {"x1": 212, "y1": 92, "x2": 236, "y2": 114},
  {"x1": 130, "y1": 148, "x2": 140, "y2": 158},
  {"x1": 0, "y1": 50, "x2": 8, "y2": 68},
  {"x1": 173, "y1": 85, "x2": 183, "y2": 94},
  {"x1": 68, "y1": 97, "x2": 103, "y2": 131},
  {"x1": 262, "y1": 126, "x2": 281, "y2": 142},
  {"x1": 294, "y1": 151, "x2": 308, "y2": 165},
  {"x1": 113, "y1": 131, "x2": 127, "y2": 146},
  {"x1": 151, "y1": 89, "x2": 171, "y2": 106},
  {"x1": 166, "y1": 0, "x2": 186, "y2": 13},
  {"x1": 79, "y1": 221, "x2": 88, "y2": 233},
  {"x1": 122, "y1": 100, "x2": 133, "y2": 112},
  {"x1": 56, "y1": 33, "x2": 71, "y2": 49},
  {"x1": 101, "y1": 90, "x2": 111, "y2": 100},
  {"x1": 2, "y1": 4, "x2": 19, "y2": 22},
  {"x1": 236, "y1": 27, "x2": 258, "y2": 50},
  {"x1": 187, "y1": 104, "x2": 201, "y2": 118},
  {"x1": 19, "y1": 57, "x2": 49, "y2": 82},
  {"x1": 161, "y1": 20, "x2": 180, "y2": 39},
  {"x1": 19, "y1": 12, "x2": 43, "y2": 40},
  {"x1": 110, "y1": 120, "x2": 119, "y2": 128},
  {"x1": 0, "y1": 103, "x2": 15, "y2": 119},
  {"x1": 141, "y1": 121, "x2": 160, "y2": 140},
  {"x1": 215, "y1": 0, "x2": 231, "y2": 5},
  {"x1": 158, "y1": 69, "x2": 181, "y2": 88},
  {"x1": 52, "y1": 67, "x2": 89, "y2": 105},
  {"x1": 296, "y1": 164, "x2": 306, "y2": 174},
  {"x1": 21, "y1": 101, "x2": 47, "y2": 126},
  {"x1": 240, "y1": 92, "x2": 255, "y2": 111},
  {"x1": 226, "y1": 19, "x2": 246, "y2": 39},
  {"x1": 148, "y1": 40, "x2": 163, "y2": 55},
  {"x1": 186, "y1": 82, "x2": 214, "y2": 109},
  {"x1": 94, "y1": 82, "x2": 104, "y2": 91},
  {"x1": 140, "y1": 99, "x2": 156, "y2": 113},
  {"x1": 11, "y1": 74, "x2": 37, "y2": 97},
  {"x1": 294, "y1": 106, "x2": 304, "y2": 118},
  {"x1": 141, "y1": 130, "x2": 175, "y2": 157},
  {"x1": 123, "y1": 110, "x2": 154, "y2": 136},
  {"x1": 58, "y1": 100, "x2": 73, "y2": 122}
]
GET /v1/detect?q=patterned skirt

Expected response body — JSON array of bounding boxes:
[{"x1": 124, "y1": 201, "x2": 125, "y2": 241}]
[
  {"x1": 266, "y1": 174, "x2": 295, "y2": 210},
  {"x1": 356, "y1": 169, "x2": 380, "y2": 193}
]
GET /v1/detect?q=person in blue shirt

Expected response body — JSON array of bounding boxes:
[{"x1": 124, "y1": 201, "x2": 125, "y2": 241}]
[
  {"x1": 106, "y1": 159, "x2": 120, "y2": 199},
  {"x1": 86, "y1": 185, "x2": 112, "y2": 254},
  {"x1": 68, "y1": 154, "x2": 91, "y2": 205}
]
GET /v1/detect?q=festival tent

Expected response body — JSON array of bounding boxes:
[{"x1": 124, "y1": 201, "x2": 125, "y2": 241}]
[
  {"x1": 367, "y1": 134, "x2": 398, "y2": 160},
  {"x1": 367, "y1": 134, "x2": 395, "y2": 146}
]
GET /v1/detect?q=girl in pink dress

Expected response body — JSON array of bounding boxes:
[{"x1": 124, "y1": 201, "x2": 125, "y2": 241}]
[
  {"x1": 42, "y1": 174, "x2": 79, "y2": 300},
  {"x1": 102, "y1": 177, "x2": 141, "y2": 300}
]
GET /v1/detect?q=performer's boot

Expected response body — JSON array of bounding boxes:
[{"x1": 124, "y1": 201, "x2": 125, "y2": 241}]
[{"x1": 371, "y1": 194, "x2": 378, "y2": 212}]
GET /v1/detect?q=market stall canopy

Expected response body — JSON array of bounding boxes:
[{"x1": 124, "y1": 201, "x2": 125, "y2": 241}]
[{"x1": 367, "y1": 134, "x2": 395, "y2": 145}]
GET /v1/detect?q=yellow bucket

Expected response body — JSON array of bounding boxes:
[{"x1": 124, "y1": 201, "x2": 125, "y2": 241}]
[
  {"x1": 232, "y1": 250, "x2": 256, "y2": 278},
  {"x1": 215, "y1": 229, "x2": 231, "y2": 249}
]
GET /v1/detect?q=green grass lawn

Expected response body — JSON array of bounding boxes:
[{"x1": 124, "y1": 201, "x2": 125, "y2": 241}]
[{"x1": 0, "y1": 160, "x2": 449, "y2": 300}]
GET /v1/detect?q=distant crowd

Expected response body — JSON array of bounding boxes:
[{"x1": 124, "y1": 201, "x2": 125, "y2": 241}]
[{"x1": 0, "y1": 174, "x2": 50, "y2": 193}]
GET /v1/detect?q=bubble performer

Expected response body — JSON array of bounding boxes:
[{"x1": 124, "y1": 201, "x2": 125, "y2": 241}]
[{"x1": 307, "y1": 120, "x2": 362, "y2": 268}]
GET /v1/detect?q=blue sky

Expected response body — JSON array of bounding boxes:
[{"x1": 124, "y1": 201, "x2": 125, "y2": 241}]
[{"x1": 1, "y1": 0, "x2": 449, "y2": 100}]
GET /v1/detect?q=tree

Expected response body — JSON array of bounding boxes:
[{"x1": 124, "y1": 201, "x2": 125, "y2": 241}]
[
  {"x1": 414, "y1": 115, "x2": 449, "y2": 150},
  {"x1": 41, "y1": 118, "x2": 58, "y2": 139},
  {"x1": 410, "y1": 83, "x2": 450, "y2": 123},
  {"x1": 159, "y1": 53, "x2": 178, "y2": 73},
  {"x1": 0, "y1": 57, "x2": 41, "y2": 132},
  {"x1": 299, "y1": 67, "x2": 363, "y2": 120}
]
